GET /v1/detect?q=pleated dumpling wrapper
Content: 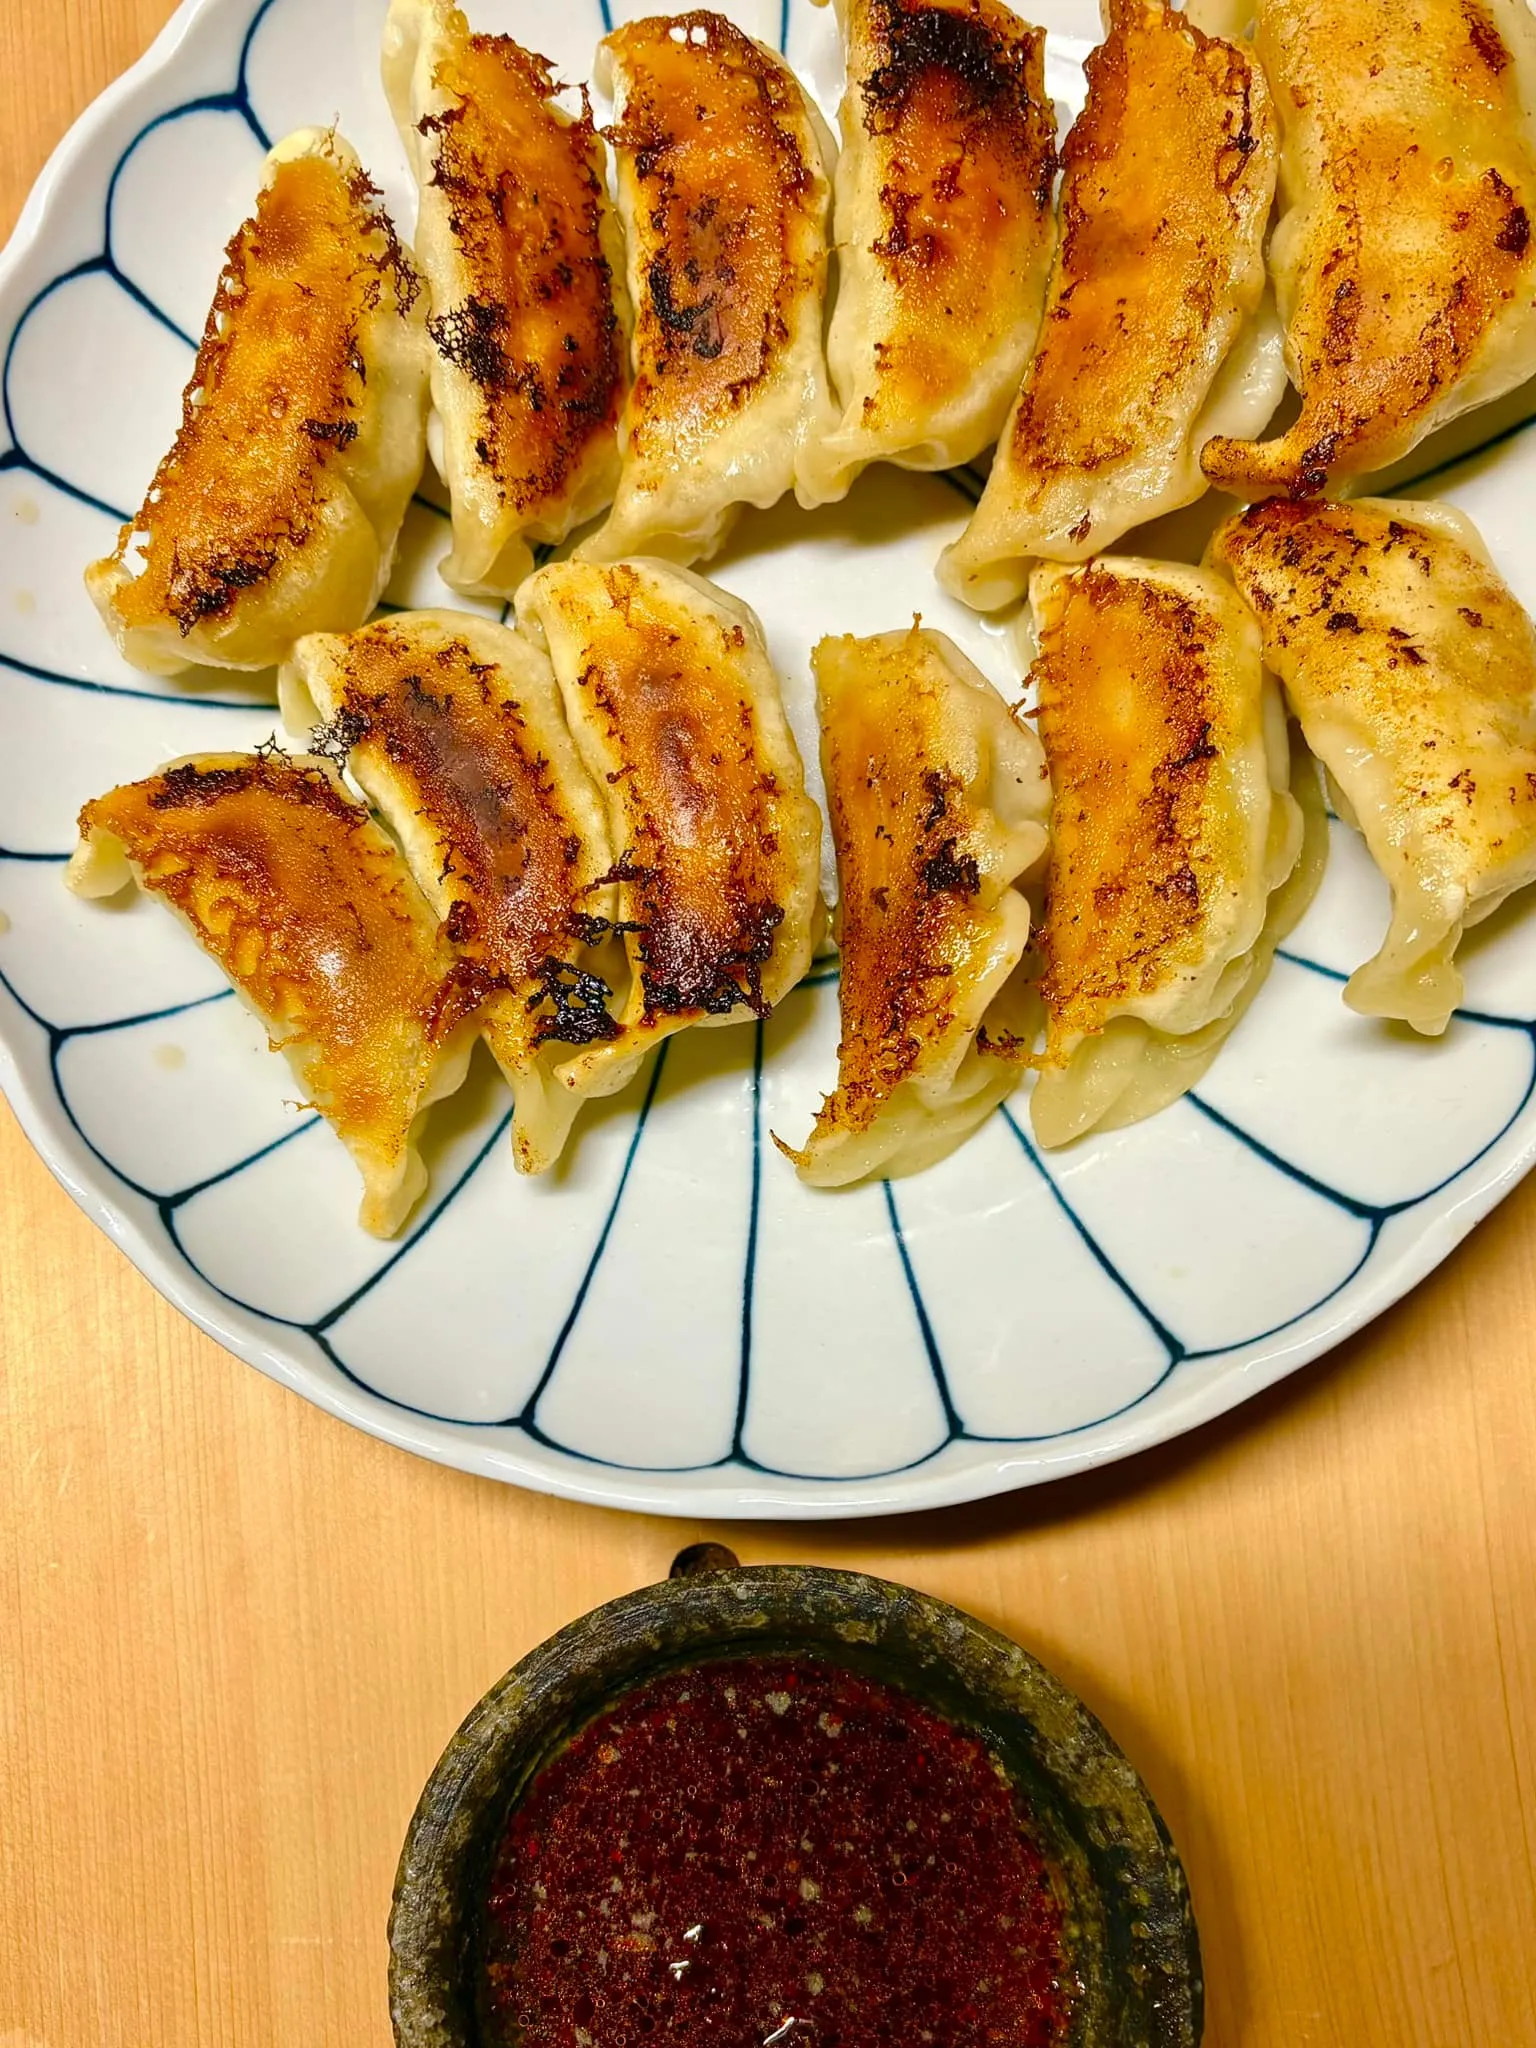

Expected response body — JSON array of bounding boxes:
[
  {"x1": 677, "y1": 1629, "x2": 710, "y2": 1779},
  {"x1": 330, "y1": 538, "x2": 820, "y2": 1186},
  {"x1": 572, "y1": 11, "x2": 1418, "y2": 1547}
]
[
  {"x1": 941, "y1": 0, "x2": 1283, "y2": 613},
  {"x1": 577, "y1": 11, "x2": 839, "y2": 567},
  {"x1": 798, "y1": 0, "x2": 1058, "y2": 504},
  {"x1": 1199, "y1": 0, "x2": 1536, "y2": 498},
  {"x1": 382, "y1": 0, "x2": 629, "y2": 598},
  {"x1": 86, "y1": 130, "x2": 429, "y2": 676},
  {"x1": 515, "y1": 558, "x2": 824, "y2": 1094},
  {"x1": 65, "y1": 752, "x2": 475, "y2": 1237},
  {"x1": 1027, "y1": 557, "x2": 1322, "y2": 1149},
  {"x1": 279, "y1": 611, "x2": 621, "y2": 1174},
  {"x1": 782, "y1": 626, "x2": 1050, "y2": 1188},
  {"x1": 1211, "y1": 497, "x2": 1536, "y2": 1035}
]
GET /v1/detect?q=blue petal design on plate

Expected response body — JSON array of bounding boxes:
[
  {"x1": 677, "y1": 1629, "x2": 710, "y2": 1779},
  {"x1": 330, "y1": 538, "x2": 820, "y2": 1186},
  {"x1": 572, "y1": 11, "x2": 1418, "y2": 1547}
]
[
  {"x1": 0, "y1": 666, "x2": 277, "y2": 854},
  {"x1": 531, "y1": 1031, "x2": 754, "y2": 1469},
  {"x1": 5, "y1": 268, "x2": 189, "y2": 516},
  {"x1": 892, "y1": 1112, "x2": 1176, "y2": 1441},
  {"x1": 318, "y1": 1055, "x2": 660, "y2": 1428},
  {"x1": 55, "y1": 991, "x2": 315, "y2": 1199},
  {"x1": 1194, "y1": 953, "x2": 1536, "y2": 1211},
  {"x1": 6, "y1": 0, "x2": 1536, "y2": 1508},
  {"x1": 108, "y1": 106, "x2": 267, "y2": 342},
  {"x1": 738, "y1": 985, "x2": 953, "y2": 1480},
  {"x1": 1025, "y1": 1095, "x2": 1376, "y2": 1357}
]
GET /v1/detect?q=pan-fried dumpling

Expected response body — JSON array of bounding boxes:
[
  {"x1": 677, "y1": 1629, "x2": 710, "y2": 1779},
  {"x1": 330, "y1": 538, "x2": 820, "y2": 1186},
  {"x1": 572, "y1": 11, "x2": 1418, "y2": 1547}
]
[
  {"x1": 798, "y1": 0, "x2": 1058, "y2": 504},
  {"x1": 576, "y1": 11, "x2": 839, "y2": 567},
  {"x1": 279, "y1": 612, "x2": 620, "y2": 1174},
  {"x1": 1027, "y1": 557, "x2": 1319, "y2": 1148},
  {"x1": 516, "y1": 559, "x2": 824, "y2": 1094},
  {"x1": 1210, "y1": 497, "x2": 1536, "y2": 1035},
  {"x1": 940, "y1": 0, "x2": 1283, "y2": 613},
  {"x1": 782, "y1": 626, "x2": 1050, "y2": 1188},
  {"x1": 66, "y1": 752, "x2": 472, "y2": 1237},
  {"x1": 86, "y1": 131, "x2": 429, "y2": 676},
  {"x1": 381, "y1": 0, "x2": 629, "y2": 598},
  {"x1": 1200, "y1": 0, "x2": 1536, "y2": 499}
]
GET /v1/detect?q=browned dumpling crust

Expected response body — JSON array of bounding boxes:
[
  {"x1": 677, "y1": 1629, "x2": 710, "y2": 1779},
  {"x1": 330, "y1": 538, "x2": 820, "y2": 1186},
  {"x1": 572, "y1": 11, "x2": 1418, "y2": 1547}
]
[
  {"x1": 383, "y1": 0, "x2": 628, "y2": 596},
  {"x1": 86, "y1": 132, "x2": 428, "y2": 674},
  {"x1": 66, "y1": 753, "x2": 472, "y2": 1237},
  {"x1": 802, "y1": 0, "x2": 1058, "y2": 501},
  {"x1": 1032, "y1": 562, "x2": 1288, "y2": 1064},
  {"x1": 1026, "y1": 555, "x2": 1319, "y2": 1149},
  {"x1": 940, "y1": 0, "x2": 1280, "y2": 609},
  {"x1": 516, "y1": 559, "x2": 824, "y2": 1095},
  {"x1": 280, "y1": 611, "x2": 619, "y2": 1173},
  {"x1": 581, "y1": 12, "x2": 838, "y2": 564},
  {"x1": 786, "y1": 627, "x2": 1049, "y2": 1187},
  {"x1": 1201, "y1": 0, "x2": 1536, "y2": 498},
  {"x1": 1211, "y1": 496, "x2": 1536, "y2": 1034}
]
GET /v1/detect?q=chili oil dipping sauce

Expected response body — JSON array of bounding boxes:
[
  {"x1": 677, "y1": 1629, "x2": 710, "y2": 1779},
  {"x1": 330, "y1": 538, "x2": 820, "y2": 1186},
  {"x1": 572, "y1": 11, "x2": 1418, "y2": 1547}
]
[
  {"x1": 479, "y1": 1653, "x2": 1077, "y2": 2047},
  {"x1": 389, "y1": 1564, "x2": 1202, "y2": 2048}
]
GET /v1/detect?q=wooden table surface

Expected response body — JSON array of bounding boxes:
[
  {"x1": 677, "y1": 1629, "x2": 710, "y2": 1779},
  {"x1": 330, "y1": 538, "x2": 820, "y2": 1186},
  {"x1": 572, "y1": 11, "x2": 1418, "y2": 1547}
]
[{"x1": 3, "y1": 6, "x2": 1536, "y2": 2044}]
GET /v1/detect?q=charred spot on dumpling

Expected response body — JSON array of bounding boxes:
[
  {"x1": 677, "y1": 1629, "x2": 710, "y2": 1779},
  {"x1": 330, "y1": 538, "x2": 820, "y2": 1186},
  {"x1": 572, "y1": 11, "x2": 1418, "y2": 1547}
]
[
  {"x1": 863, "y1": 0, "x2": 1055, "y2": 199},
  {"x1": 429, "y1": 294, "x2": 512, "y2": 391},
  {"x1": 635, "y1": 893, "x2": 786, "y2": 1019},
  {"x1": 107, "y1": 146, "x2": 416, "y2": 636},
  {"x1": 420, "y1": 33, "x2": 626, "y2": 510},
  {"x1": 527, "y1": 956, "x2": 623, "y2": 1045},
  {"x1": 145, "y1": 751, "x2": 363, "y2": 826},
  {"x1": 861, "y1": 0, "x2": 1055, "y2": 281}
]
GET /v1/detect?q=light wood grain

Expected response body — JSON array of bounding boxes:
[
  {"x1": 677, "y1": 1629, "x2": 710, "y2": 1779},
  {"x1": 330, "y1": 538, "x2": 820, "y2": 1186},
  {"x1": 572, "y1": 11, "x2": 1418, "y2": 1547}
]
[{"x1": 2, "y1": 9, "x2": 1535, "y2": 2044}]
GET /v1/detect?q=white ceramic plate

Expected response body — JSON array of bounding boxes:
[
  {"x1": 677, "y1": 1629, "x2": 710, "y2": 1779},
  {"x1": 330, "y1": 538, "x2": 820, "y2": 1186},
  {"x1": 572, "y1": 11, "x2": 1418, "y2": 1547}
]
[{"x1": 4, "y1": 0, "x2": 1535, "y2": 1519}]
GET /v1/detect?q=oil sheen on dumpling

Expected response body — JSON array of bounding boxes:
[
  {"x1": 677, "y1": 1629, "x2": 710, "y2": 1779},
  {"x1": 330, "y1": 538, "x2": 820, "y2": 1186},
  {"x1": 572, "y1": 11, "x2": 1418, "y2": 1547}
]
[
  {"x1": 382, "y1": 0, "x2": 628, "y2": 598},
  {"x1": 1028, "y1": 558, "x2": 1317, "y2": 1149},
  {"x1": 1200, "y1": 0, "x2": 1536, "y2": 498},
  {"x1": 783, "y1": 626, "x2": 1050, "y2": 1188},
  {"x1": 798, "y1": 0, "x2": 1058, "y2": 504},
  {"x1": 279, "y1": 612, "x2": 621, "y2": 1174},
  {"x1": 515, "y1": 559, "x2": 824, "y2": 1095},
  {"x1": 86, "y1": 131, "x2": 429, "y2": 676},
  {"x1": 577, "y1": 11, "x2": 839, "y2": 567},
  {"x1": 940, "y1": 0, "x2": 1282, "y2": 613},
  {"x1": 66, "y1": 752, "x2": 473, "y2": 1237},
  {"x1": 1211, "y1": 497, "x2": 1536, "y2": 1035}
]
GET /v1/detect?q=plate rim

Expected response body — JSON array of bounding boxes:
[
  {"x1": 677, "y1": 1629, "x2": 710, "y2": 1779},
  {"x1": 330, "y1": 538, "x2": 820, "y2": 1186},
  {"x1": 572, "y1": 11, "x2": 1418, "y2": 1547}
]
[{"x1": 1, "y1": 0, "x2": 1532, "y2": 1521}]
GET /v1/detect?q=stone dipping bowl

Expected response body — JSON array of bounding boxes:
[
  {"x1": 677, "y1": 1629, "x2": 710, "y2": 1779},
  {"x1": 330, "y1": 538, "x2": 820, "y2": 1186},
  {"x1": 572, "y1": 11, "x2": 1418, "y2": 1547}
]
[{"x1": 389, "y1": 1554, "x2": 1203, "y2": 2047}]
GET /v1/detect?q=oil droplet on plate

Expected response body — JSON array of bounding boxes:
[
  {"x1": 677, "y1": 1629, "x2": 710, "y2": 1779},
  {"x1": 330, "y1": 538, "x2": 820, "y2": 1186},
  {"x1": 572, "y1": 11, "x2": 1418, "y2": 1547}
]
[{"x1": 153, "y1": 1043, "x2": 187, "y2": 1071}]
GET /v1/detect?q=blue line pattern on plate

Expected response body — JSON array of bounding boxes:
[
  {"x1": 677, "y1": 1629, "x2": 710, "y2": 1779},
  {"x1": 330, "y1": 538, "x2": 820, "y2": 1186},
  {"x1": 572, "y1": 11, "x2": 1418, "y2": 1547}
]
[{"x1": 2, "y1": 0, "x2": 1535, "y2": 1496}]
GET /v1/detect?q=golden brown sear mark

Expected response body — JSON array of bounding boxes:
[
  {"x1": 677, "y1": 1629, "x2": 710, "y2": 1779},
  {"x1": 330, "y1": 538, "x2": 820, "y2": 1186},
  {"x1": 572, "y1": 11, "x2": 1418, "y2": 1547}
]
[
  {"x1": 563, "y1": 569, "x2": 791, "y2": 1022},
  {"x1": 72, "y1": 750, "x2": 463, "y2": 1235},
  {"x1": 419, "y1": 34, "x2": 625, "y2": 514},
  {"x1": 606, "y1": 12, "x2": 820, "y2": 444},
  {"x1": 809, "y1": 630, "x2": 1041, "y2": 1143},
  {"x1": 308, "y1": 623, "x2": 618, "y2": 1049},
  {"x1": 861, "y1": 0, "x2": 1055, "y2": 210},
  {"x1": 862, "y1": 0, "x2": 1055, "y2": 397},
  {"x1": 1008, "y1": 0, "x2": 1265, "y2": 482},
  {"x1": 108, "y1": 149, "x2": 417, "y2": 636},
  {"x1": 1033, "y1": 565, "x2": 1243, "y2": 1058},
  {"x1": 1200, "y1": 0, "x2": 1536, "y2": 496}
]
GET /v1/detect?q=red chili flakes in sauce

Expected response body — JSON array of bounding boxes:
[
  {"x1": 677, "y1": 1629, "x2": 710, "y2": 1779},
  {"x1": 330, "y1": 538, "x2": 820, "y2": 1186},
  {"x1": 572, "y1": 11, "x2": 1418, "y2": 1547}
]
[{"x1": 482, "y1": 1656, "x2": 1074, "y2": 2046}]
